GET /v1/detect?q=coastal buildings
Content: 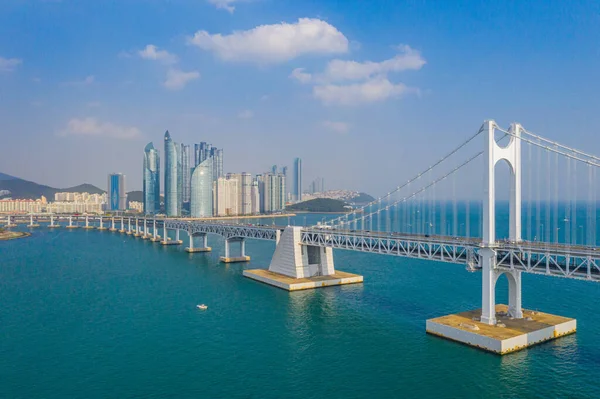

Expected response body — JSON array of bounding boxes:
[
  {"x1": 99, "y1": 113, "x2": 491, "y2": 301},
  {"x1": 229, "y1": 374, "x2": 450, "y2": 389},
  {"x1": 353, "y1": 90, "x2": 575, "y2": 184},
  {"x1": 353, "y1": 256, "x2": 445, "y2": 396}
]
[
  {"x1": 194, "y1": 142, "x2": 223, "y2": 182},
  {"x1": 0, "y1": 198, "x2": 44, "y2": 213},
  {"x1": 108, "y1": 173, "x2": 126, "y2": 211},
  {"x1": 164, "y1": 131, "x2": 180, "y2": 216},
  {"x1": 214, "y1": 176, "x2": 239, "y2": 216},
  {"x1": 190, "y1": 158, "x2": 213, "y2": 217},
  {"x1": 293, "y1": 158, "x2": 302, "y2": 202},
  {"x1": 259, "y1": 173, "x2": 286, "y2": 213},
  {"x1": 128, "y1": 201, "x2": 143, "y2": 213},
  {"x1": 143, "y1": 142, "x2": 160, "y2": 215}
]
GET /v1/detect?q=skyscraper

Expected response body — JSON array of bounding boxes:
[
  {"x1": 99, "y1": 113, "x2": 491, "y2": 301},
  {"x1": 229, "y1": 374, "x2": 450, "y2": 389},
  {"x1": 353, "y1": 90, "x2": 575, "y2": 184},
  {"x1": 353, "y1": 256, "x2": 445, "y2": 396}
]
[
  {"x1": 271, "y1": 165, "x2": 277, "y2": 175},
  {"x1": 260, "y1": 172, "x2": 286, "y2": 213},
  {"x1": 293, "y1": 158, "x2": 302, "y2": 202},
  {"x1": 241, "y1": 173, "x2": 252, "y2": 215},
  {"x1": 143, "y1": 142, "x2": 160, "y2": 214},
  {"x1": 108, "y1": 173, "x2": 126, "y2": 211},
  {"x1": 195, "y1": 142, "x2": 223, "y2": 181},
  {"x1": 194, "y1": 142, "x2": 210, "y2": 166},
  {"x1": 182, "y1": 144, "x2": 191, "y2": 204},
  {"x1": 190, "y1": 157, "x2": 213, "y2": 218},
  {"x1": 164, "y1": 131, "x2": 180, "y2": 216}
]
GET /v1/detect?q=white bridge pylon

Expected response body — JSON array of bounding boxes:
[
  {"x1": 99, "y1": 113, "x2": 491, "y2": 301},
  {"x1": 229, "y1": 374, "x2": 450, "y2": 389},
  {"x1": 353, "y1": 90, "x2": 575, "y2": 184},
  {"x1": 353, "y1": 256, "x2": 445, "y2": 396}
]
[{"x1": 481, "y1": 120, "x2": 523, "y2": 324}]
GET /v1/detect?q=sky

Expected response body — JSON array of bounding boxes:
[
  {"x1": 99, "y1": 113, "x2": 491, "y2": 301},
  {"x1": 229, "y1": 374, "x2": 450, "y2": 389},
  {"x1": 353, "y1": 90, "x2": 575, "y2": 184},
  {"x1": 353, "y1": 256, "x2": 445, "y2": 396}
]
[{"x1": 0, "y1": 0, "x2": 599, "y2": 195}]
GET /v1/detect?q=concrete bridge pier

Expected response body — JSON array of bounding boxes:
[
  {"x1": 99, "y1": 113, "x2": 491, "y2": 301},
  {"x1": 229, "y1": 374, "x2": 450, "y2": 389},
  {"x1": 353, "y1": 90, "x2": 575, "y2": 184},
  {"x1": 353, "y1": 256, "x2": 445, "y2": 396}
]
[
  {"x1": 66, "y1": 216, "x2": 77, "y2": 229},
  {"x1": 141, "y1": 219, "x2": 149, "y2": 239},
  {"x1": 83, "y1": 216, "x2": 93, "y2": 230},
  {"x1": 29, "y1": 214, "x2": 40, "y2": 228},
  {"x1": 98, "y1": 217, "x2": 107, "y2": 231},
  {"x1": 109, "y1": 217, "x2": 117, "y2": 232},
  {"x1": 244, "y1": 226, "x2": 362, "y2": 290},
  {"x1": 119, "y1": 217, "x2": 126, "y2": 233},
  {"x1": 126, "y1": 218, "x2": 132, "y2": 235},
  {"x1": 48, "y1": 215, "x2": 59, "y2": 228},
  {"x1": 186, "y1": 233, "x2": 211, "y2": 253},
  {"x1": 134, "y1": 218, "x2": 141, "y2": 237},
  {"x1": 220, "y1": 237, "x2": 250, "y2": 263},
  {"x1": 5, "y1": 215, "x2": 14, "y2": 228},
  {"x1": 161, "y1": 225, "x2": 182, "y2": 245},
  {"x1": 150, "y1": 220, "x2": 161, "y2": 242}
]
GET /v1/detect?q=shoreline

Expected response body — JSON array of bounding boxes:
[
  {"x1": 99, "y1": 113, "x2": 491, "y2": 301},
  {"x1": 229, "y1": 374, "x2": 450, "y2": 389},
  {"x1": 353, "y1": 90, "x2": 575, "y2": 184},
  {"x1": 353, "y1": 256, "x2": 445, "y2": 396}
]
[
  {"x1": 0, "y1": 231, "x2": 31, "y2": 241},
  {"x1": 180, "y1": 213, "x2": 296, "y2": 221}
]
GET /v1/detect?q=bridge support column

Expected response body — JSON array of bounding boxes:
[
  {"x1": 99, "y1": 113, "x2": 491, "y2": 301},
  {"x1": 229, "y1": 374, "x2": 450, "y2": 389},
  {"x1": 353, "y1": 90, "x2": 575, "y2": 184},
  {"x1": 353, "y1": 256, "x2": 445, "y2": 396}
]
[
  {"x1": 29, "y1": 214, "x2": 39, "y2": 228},
  {"x1": 119, "y1": 217, "x2": 125, "y2": 233},
  {"x1": 186, "y1": 233, "x2": 211, "y2": 253},
  {"x1": 220, "y1": 238, "x2": 250, "y2": 263},
  {"x1": 161, "y1": 225, "x2": 182, "y2": 245},
  {"x1": 126, "y1": 218, "x2": 132, "y2": 234},
  {"x1": 84, "y1": 215, "x2": 93, "y2": 229},
  {"x1": 151, "y1": 220, "x2": 161, "y2": 242},
  {"x1": 66, "y1": 216, "x2": 77, "y2": 229},
  {"x1": 48, "y1": 215, "x2": 59, "y2": 228},
  {"x1": 110, "y1": 217, "x2": 117, "y2": 232},
  {"x1": 5, "y1": 215, "x2": 13, "y2": 228},
  {"x1": 134, "y1": 218, "x2": 140, "y2": 236},
  {"x1": 98, "y1": 217, "x2": 107, "y2": 230},
  {"x1": 243, "y1": 226, "x2": 362, "y2": 290}
]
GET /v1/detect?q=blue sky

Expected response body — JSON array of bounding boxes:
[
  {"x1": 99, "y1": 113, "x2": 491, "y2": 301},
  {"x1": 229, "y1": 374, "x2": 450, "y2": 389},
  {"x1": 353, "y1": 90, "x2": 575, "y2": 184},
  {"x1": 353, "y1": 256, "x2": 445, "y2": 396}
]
[{"x1": 0, "y1": 0, "x2": 599, "y2": 195}]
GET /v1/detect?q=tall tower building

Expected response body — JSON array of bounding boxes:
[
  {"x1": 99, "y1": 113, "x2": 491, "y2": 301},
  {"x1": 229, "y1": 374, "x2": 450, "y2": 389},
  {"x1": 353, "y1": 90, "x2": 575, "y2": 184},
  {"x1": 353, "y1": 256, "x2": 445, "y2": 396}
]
[
  {"x1": 108, "y1": 173, "x2": 126, "y2": 211},
  {"x1": 271, "y1": 165, "x2": 277, "y2": 175},
  {"x1": 182, "y1": 144, "x2": 191, "y2": 204},
  {"x1": 164, "y1": 131, "x2": 180, "y2": 216},
  {"x1": 143, "y1": 142, "x2": 160, "y2": 214},
  {"x1": 251, "y1": 180, "x2": 260, "y2": 214},
  {"x1": 190, "y1": 157, "x2": 213, "y2": 218},
  {"x1": 293, "y1": 158, "x2": 302, "y2": 202},
  {"x1": 241, "y1": 173, "x2": 252, "y2": 215}
]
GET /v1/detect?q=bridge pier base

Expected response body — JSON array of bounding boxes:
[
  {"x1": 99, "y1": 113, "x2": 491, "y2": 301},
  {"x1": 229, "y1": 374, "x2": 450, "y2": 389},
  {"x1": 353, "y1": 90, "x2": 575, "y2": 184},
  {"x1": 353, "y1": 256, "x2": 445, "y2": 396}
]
[
  {"x1": 161, "y1": 227, "x2": 182, "y2": 245},
  {"x1": 186, "y1": 233, "x2": 211, "y2": 253},
  {"x1": 244, "y1": 226, "x2": 362, "y2": 291},
  {"x1": 48, "y1": 216, "x2": 60, "y2": 228},
  {"x1": 66, "y1": 217, "x2": 77, "y2": 229},
  {"x1": 220, "y1": 238, "x2": 250, "y2": 262}
]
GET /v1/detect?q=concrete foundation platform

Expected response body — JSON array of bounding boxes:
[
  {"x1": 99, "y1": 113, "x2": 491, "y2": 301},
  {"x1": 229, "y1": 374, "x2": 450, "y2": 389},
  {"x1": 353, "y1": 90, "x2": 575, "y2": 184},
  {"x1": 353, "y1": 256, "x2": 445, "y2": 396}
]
[
  {"x1": 82, "y1": 226, "x2": 95, "y2": 230},
  {"x1": 119, "y1": 229, "x2": 126, "y2": 233},
  {"x1": 220, "y1": 256, "x2": 251, "y2": 263},
  {"x1": 97, "y1": 227, "x2": 108, "y2": 231},
  {"x1": 134, "y1": 233, "x2": 142, "y2": 237},
  {"x1": 126, "y1": 231, "x2": 133, "y2": 235},
  {"x1": 243, "y1": 269, "x2": 364, "y2": 291},
  {"x1": 161, "y1": 240, "x2": 182, "y2": 245},
  {"x1": 48, "y1": 225, "x2": 60, "y2": 228},
  {"x1": 109, "y1": 228, "x2": 118, "y2": 232},
  {"x1": 28, "y1": 224, "x2": 40, "y2": 228},
  {"x1": 426, "y1": 304, "x2": 576, "y2": 355},
  {"x1": 186, "y1": 247, "x2": 212, "y2": 253},
  {"x1": 66, "y1": 226, "x2": 78, "y2": 229},
  {"x1": 150, "y1": 237, "x2": 162, "y2": 242}
]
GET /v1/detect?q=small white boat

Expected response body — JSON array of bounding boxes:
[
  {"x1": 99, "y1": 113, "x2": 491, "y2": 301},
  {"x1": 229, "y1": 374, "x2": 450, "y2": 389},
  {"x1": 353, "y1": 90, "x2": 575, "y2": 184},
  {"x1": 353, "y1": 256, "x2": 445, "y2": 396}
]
[{"x1": 197, "y1": 304, "x2": 208, "y2": 310}]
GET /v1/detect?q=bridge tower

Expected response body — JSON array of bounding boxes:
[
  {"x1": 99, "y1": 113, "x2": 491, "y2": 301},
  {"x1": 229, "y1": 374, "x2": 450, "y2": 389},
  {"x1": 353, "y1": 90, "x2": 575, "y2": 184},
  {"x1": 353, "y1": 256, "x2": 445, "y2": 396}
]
[{"x1": 480, "y1": 120, "x2": 523, "y2": 325}]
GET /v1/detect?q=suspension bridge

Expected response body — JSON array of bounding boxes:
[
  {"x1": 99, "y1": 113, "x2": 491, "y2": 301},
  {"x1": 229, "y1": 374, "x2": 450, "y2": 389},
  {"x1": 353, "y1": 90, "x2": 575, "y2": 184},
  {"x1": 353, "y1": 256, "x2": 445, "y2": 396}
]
[{"x1": 4, "y1": 120, "x2": 599, "y2": 354}]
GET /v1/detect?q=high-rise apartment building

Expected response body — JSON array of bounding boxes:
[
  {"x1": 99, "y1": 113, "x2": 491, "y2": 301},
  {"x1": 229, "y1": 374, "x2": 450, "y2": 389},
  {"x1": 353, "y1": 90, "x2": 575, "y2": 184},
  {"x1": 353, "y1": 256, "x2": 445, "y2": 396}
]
[
  {"x1": 190, "y1": 157, "x2": 213, "y2": 218},
  {"x1": 241, "y1": 173, "x2": 252, "y2": 215},
  {"x1": 214, "y1": 176, "x2": 239, "y2": 216},
  {"x1": 194, "y1": 142, "x2": 210, "y2": 166},
  {"x1": 143, "y1": 142, "x2": 160, "y2": 214},
  {"x1": 251, "y1": 180, "x2": 260, "y2": 214},
  {"x1": 271, "y1": 165, "x2": 277, "y2": 175},
  {"x1": 108, "y1": 173, "x2": 126, "y2": 211},
  {"x1": 164, "y1": 131, "x2": 180, "y2": 216},
  {"x1": 293, "y1": 158, "x2": 302, "y2": 202},
  {"x1": 182, "y1": 144, "x2": 191, "y2": 204},
  {"x1": 259, "y1": 173, "x2": 286, "y2": 213},
  {"x1": 194, "y1": 142, "x2": 223, "y2": 182}
]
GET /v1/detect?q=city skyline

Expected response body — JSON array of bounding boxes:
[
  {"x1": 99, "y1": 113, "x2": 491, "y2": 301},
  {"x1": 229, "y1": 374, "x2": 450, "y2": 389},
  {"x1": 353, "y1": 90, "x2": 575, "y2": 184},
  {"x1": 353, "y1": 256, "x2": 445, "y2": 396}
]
[{"x1": 2, "y1": 1, "x2": 598, "y2": 197}]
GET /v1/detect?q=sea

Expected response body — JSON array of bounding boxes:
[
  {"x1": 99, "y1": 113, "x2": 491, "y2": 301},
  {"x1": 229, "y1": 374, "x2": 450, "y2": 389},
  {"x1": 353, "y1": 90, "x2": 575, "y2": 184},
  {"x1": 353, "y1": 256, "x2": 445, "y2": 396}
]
[{"x1": 1, "y1": 212, "x2": 600, "y2": 398}]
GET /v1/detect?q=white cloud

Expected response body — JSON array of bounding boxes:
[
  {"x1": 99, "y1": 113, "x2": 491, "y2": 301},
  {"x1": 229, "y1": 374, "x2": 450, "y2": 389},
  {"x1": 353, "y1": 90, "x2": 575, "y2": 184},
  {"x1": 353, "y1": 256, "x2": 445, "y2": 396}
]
[
  {"x1": 289, "y1": 68, "x2": 312, "y2": 83},
  {"x1": 322, "y1": 120, "x2": 350, "y2": 133},
  {"x1": 61, "y1": 118, "x2": 141, "y2": 140},
  {"x1": 188, "y1": 18, "x2": 348, "y2": 63},
  {"x1": 207, "y1": 0, "x2": 238, "y2": 13},
  {"x1": 138, "y1": 44, "x2": 178, "y2": 64},
  {"x1": 0, "y1": 57, "x2": 22, "y2": 72},
  {"x1": 313, "y1": 78, "x2": 415, "y2": 106},
  {"x1": 238, "y1": 109, "x2": 254, "y2": 118},
  {"x1": 64, "y1": 75, "x2": 95, "y2": 86},
  {"x1": 163, "y1": 69, "x2": 200, "y2": 90},
  {"x1": 291, "y1": 45, "x2": 425, "y2": 84}
]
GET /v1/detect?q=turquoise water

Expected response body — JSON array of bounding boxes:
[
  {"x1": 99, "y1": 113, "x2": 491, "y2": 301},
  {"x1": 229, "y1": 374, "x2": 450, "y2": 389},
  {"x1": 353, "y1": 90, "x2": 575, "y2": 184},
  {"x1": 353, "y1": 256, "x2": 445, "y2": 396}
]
[{"x1": 2, "y1": 213, "x2": 600, "y2": 398}]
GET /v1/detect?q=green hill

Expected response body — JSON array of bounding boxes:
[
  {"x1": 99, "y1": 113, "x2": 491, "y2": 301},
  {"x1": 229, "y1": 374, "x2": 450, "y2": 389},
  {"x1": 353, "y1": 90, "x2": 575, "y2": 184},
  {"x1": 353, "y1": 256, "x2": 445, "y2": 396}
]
[
  {"x1": 349, "y1": 192, "x2": 375, "y2": 204},
  {"x1": 287, "y1": 198, "x2": 350, "y2": 213},
  {"x1": 0, "y1": 174, "x2": 104, "y2": 200}
]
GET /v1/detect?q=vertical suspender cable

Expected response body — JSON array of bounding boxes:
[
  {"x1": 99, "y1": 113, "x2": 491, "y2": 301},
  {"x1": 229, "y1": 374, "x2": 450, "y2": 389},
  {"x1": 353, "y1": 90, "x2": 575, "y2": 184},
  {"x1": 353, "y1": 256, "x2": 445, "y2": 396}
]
[
  {"x1": 554, "y1": 148, "x2": 559, "y2": 243},
  {"x1": 453, "y1": 169, "x2": 458, "y2": 236},
  {"x1": 527, "y1": 142, "x2": 532, "y2": 241},
  {"x1": 588, "y1": 165, "x2": 593, "y2": 246},
  {"x1": 545, "y1": 149, "x2": 551, "y2": 246},
  {"x1": 566, "y1": 157, "x2": 571, "y2": 245},
  {"x1": 536, "y1": 141, "x2": 541, "y2": 242}
]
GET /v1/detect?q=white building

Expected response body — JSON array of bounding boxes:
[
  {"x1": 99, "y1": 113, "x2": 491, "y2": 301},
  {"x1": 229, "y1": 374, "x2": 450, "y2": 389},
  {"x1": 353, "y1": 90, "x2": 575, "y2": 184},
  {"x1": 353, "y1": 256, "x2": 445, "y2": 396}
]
[{"x1": 214, "y1": 177, "x2": 239, "y2": 216}]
